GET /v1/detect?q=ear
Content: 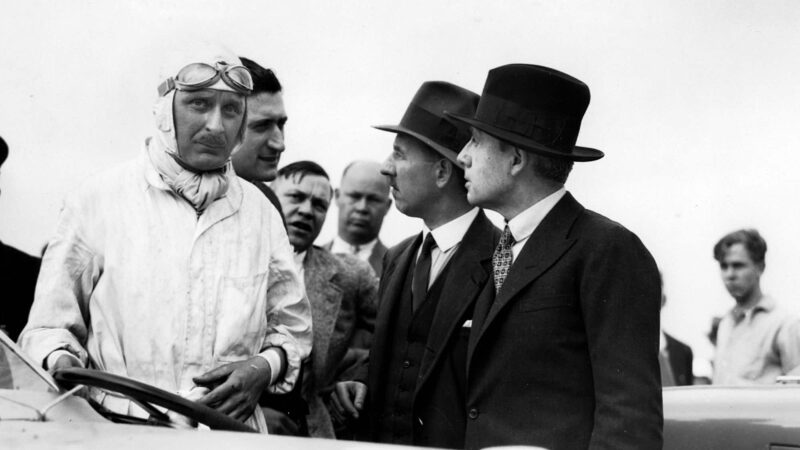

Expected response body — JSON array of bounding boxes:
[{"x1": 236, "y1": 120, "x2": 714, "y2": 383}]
[
  {"x1": 334, "y1": 188, "x2": 341, "y2": 200},
  {"x1": 433, "y1": 159, "x2": 453, "y2": 188},
  {"x1": 508, "y1": 146, "x2": 528, "y2": 177}
]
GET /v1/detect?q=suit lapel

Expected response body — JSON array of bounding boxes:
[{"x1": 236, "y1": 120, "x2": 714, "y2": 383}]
[
  {"x1": 305, "y1": 248, "x2": 344, "y2": 384},
  {"x1": 469, "y1": 194, "x2": 584, "y2": 361},
  {"x1": 416, "y1": 212, "x2": 496, "y2": 393}
]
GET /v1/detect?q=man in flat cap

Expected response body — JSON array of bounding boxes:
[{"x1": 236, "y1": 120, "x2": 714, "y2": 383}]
[
  {"x1": 20, "y1": 44, "x2": 312, "y2": 433},
  {"x1": 331, "y1": 81, "x2": 500, "y2": 449},
  {"x1": 452, "y1": 64, "x2": 662, "y2": 449}
]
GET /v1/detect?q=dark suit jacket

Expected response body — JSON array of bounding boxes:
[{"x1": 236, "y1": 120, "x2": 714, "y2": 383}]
[
  {"x1": 303, "y1": 246, "x2": 378, "y2": 438},
  {"x1": 361, "y1": 210, "x2": 499, "y2": 447},
  {"x1": 465, "y1": 193, "x2": 663, "y2": 450},
  {"x1": 324, "y1": 238, "x2": 388, "y2": 276},
  {"x1": 665, "y1": 332, "x2": 694, "y2": 386},
  {"x1": 248, "y1": 179, "x2": 285, "y2": 229},
  {"x1": 1, "y1": 241, "x2": 41, "y2": 341}
]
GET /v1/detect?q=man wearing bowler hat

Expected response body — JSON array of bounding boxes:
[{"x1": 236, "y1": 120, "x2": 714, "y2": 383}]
[
  {"x1": 452, "y1": 64, "x2": 662, "y2": 449},
  {"x1": 330, "y1": 81, "x2": 500, "y2": 448}
]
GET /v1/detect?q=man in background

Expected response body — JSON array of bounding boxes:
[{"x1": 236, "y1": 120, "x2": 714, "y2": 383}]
[
  {"x1": 0, "y1": 135, "x2": 41, "y2": 341},
  {"x1": 326, "y1": 160, "x2": 392, "y2": 275},
  {"x1": 713, "y1": 228, "x2": 800, "y2": 384},
  {"x1": 232, "y1": 56, "x2": 287, "y2": 218},
  {"x1": 272, "y1": 161, "x2": 378, "y2": 438}
]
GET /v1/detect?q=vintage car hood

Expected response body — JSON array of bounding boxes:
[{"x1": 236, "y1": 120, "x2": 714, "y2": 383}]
[
  {"x1": 0, "y1": 389, "x2": 420, "y2": 450},
  {"x1": 664, "y1": 385, "x2": 800, "y2": 450}
]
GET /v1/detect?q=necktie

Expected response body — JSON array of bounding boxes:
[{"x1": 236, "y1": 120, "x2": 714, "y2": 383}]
[
  {"x1": 412, "y1": 233, "x2": 437, "y2": 312},
  {"x1": 492, "y1": 225, "x2": 515, "y2": 293},
  {"x1": 352, "y1": 244, "x2": 361, "y2": 255}
]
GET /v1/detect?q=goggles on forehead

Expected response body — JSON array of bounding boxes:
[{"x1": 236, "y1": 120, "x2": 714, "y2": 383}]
[{"x1": 157, "y1": 61, "x2": 253, "y2": 97}]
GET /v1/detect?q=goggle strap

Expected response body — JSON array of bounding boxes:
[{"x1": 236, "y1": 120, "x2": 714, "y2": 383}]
[{"x1": 158, "y1": 78, "x2": 176, "y2": 97}]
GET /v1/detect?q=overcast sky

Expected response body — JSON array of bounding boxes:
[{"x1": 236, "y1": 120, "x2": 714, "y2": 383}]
[{"x1": 2, "y1": 0, "x2": 800, "y2": 374}]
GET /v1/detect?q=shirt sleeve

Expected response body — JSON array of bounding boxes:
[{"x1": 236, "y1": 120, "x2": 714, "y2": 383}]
[
  {"x1": 777, "y1": 313, "x2": 800, "y2": 375},
  {"x1": 262, "y1": 209, "x2": 313, "y2": 393},
  {"x1": 19, "y1": 194, "x2": 98, "y2": 369}
]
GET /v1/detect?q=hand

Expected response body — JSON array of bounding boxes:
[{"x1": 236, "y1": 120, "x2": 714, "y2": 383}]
[
  {"x1": 51, "y1": 354, "x2": 83, "y2": 372},
  {"x1": 261, "y1": 407, "x2": 300, "y2": 435},
  {"x1": 330, "y1": 381, "x2": 367, "y2": 420},
  {"x1": 192, "y1": 357, "x2": 271, "y2": 422}
]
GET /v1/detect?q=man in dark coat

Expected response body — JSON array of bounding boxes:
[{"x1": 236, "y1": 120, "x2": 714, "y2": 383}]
[
  {"x1": 325, "y1": 160, "x2": 392, "y2": 276},
  {"x1": 665, "y1": 332, "x2": 694, "y2": 386},
  {"x1": 0, "y1": 135, "x2": 42, "y2": 341},
  {"x1": 451, "y1": 64, "x2": 663, "y2": 450},
  {"x1": 232, "y1": 57, "x2": 287, "y2": 221},
  {"x1": 331, "y1": 81, "x2": 500, "y2": 449}
]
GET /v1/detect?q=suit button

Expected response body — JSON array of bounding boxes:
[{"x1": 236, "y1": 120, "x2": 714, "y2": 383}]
[
  {"x1": 468, "y1": 408, "x2": 479, "y2": 419},
  {"x1": 403, "y1": 360, "x2": 411, "y2": 368}
]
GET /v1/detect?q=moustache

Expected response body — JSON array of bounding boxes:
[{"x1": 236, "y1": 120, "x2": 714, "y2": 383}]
[{"x1": 195, "y1": 134, "x2": 227, "y2": 149}]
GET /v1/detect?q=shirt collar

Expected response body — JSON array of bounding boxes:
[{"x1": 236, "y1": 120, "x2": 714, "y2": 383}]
[
  {"x1": 729, "y1": 295, "x2": 775, "y2": 322},
  {"x1": 330, "y1": 235, "x2": 378, "y2": 255},
  {"x1": 506, "y1": 188, "x2": 566, "y2": 242},
  {"x1": 426, "y1": 207, "x2": 480, "y2": 252},
  {"x1": 293, "y1": 250, "x2": 307, "y2": 268}
]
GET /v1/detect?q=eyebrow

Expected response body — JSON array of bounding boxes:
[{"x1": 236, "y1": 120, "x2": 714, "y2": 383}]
[{"x1": 248, "y1": 116, "x2": 287, "y2": 127}]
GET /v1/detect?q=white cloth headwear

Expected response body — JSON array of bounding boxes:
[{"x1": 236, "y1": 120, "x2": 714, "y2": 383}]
[{"x1": 147, "y1": 42, "x2": 246, "y2": 213}]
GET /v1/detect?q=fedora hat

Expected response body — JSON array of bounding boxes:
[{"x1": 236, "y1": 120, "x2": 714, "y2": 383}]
[
  {"x1": 374, "y1": 81, "x2": 479, "y2": 165},
  {"x1": 448, "y1": 64, "x2": 603, "y2": 162}
]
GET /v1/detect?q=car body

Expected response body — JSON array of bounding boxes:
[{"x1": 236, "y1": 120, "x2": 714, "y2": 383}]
[
  {"x1": 6, "y1": 329, "x2": 798, "y2": 450},
  {"x1": 0, "y1": 332, "x2": 419, "y2": 450},
  {"x1": 663, "y1": 384, "x2": 800, "y2": 450}
]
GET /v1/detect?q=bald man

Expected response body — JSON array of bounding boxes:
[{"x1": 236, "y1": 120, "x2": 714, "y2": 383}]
[{"x1": 325, "y1": 160, "x2": 392, "y2": 275}]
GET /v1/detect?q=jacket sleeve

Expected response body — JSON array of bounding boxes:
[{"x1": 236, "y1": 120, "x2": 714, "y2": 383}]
[
  {"x1": 580, "y1": 228, "x2": 663, "y2": 449},
  {"x1": 336, "y1": 259, "x2": 379, "y2": 382},
  {"x1": 19, "y1": 194, "x2": 97, "y2": 369},
  {"x1": 263, "y1": 209, "x2": 313, "y2": 393}
]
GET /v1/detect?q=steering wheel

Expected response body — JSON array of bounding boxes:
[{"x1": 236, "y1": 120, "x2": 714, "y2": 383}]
[{"x1": 53, "y1": 367, "x2": 256, "y2": 433}]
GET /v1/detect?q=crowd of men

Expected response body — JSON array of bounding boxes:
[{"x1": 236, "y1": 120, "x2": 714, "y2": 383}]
[{"x1": 3, "y1": 41, "x2": 800, "y2": 449}]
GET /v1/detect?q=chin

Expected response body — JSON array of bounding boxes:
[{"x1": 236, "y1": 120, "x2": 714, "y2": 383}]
[{"x1": 187, "y1": 155, "x2": 229, "y2": 172}]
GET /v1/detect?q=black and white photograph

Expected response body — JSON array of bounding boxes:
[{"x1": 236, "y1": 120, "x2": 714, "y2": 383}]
[{"x1": 2, "y1": 1, "x2": 800, "y2": 449}]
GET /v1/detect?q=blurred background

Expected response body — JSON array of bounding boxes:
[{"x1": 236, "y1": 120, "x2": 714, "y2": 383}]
[{"x1": 2, "y1": 0, "x2": 800, "y2": 376}]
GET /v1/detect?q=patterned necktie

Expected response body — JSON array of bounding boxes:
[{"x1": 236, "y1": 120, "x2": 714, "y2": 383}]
[
  {"x1": 492, "y1": 225, "x2": 516, "y2": 293},
  {"x1": 412, "y1": 233, "x2": 437, "y2": 312}
]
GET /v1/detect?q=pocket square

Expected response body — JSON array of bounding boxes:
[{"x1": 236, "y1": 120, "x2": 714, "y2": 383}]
[{"x1": 462, "y1": 320, "x2": 472, "y2": 328}]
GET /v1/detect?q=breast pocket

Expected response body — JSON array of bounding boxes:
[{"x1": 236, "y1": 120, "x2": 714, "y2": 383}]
[
  {"x1": 214, "y1": 271, "x2": 269, "y2": 359},
  {"x1": 509, "y1": 294, "x2": 579, "y2": 337},
  {"x1": 516, "y1": 294, "x2": 575, "y2": 313}
]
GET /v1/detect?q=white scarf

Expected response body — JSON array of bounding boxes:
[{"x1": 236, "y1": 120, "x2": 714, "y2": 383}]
[{"x1": 147, "y1": 137, "x2": 231, "y2": 214}]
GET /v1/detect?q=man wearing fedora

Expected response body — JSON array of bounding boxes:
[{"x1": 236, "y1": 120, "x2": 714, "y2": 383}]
[
  {"x1": 330, "y1": 81, "x2": 500, "y2": 448},
  {"x1": 451, "y1": 64, "x2": 662, "y2": 449}
]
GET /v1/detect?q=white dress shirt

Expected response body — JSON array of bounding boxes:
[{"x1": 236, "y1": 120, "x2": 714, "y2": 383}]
[
  {"x1": 506, "y1": 188, "x2": 566, "y2": 262},
  {"x1": 418, "y1": 207, "x2": 480, "y2": 289},
  {"x1": 329, "y1": 235, "x2": 378, "y2": 262}
]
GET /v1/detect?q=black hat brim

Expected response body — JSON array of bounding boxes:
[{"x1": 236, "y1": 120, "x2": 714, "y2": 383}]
[
  {"x1": 447, "y1": 113, "x2": 604, "y2": 162},
  {"x1": 373, "y1": 124, "x2": 463, "y2": 167}
]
